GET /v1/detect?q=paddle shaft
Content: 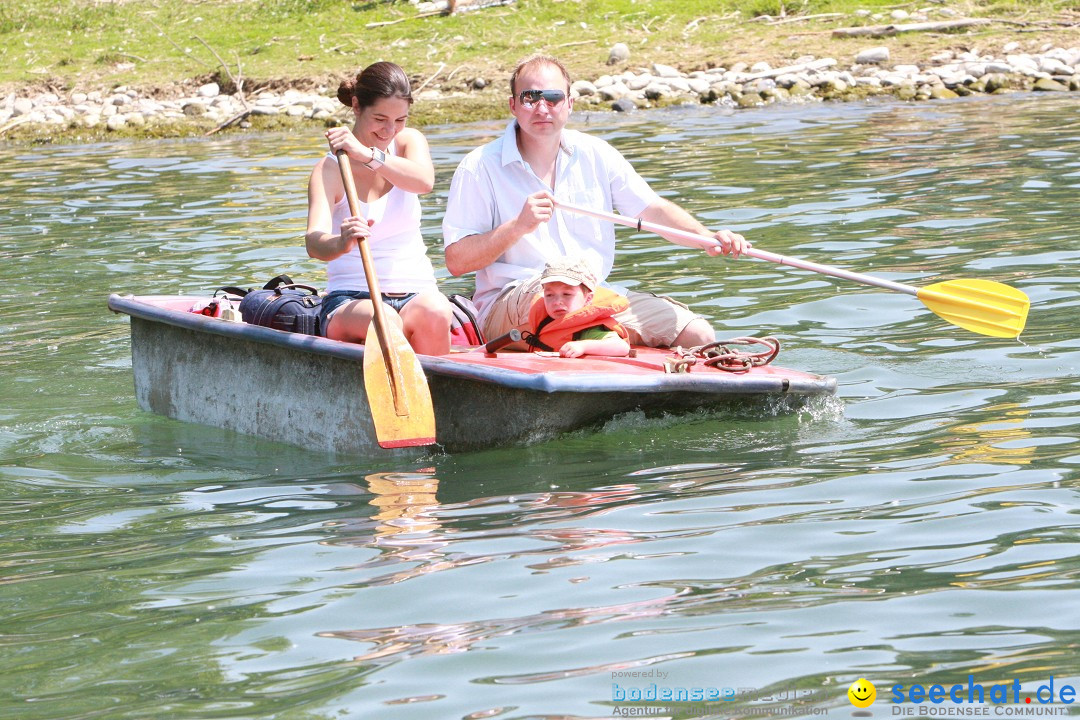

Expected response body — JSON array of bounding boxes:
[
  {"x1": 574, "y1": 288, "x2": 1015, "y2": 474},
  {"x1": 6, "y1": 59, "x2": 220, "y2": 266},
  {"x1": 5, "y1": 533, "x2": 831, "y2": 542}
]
[
  {"x1": 555, "y1": 201, "x2": 919, "y2": 298},
  {"x1": 336, "y1": 150, "x2": 407, "y2": 414}
]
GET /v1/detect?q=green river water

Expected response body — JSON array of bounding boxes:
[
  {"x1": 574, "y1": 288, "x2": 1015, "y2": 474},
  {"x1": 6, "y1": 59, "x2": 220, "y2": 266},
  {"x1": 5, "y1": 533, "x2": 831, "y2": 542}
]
[{"x1": 1, "y1": 93, "x2": 1077, "y2": 720}]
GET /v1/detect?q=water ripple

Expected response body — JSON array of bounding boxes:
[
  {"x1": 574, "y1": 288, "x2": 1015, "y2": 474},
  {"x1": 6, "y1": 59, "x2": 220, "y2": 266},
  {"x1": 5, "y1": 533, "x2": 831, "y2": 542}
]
[{"x1": 0, "y1": 94, "x2": 1077, "y2": 720}]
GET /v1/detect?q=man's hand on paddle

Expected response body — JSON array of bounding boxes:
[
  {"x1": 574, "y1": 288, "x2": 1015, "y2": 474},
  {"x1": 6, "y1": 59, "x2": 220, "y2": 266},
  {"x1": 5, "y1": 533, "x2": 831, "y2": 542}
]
[
  {"x1": 706, "y1": 228, "x2": 750, "y2": 258},
  {"x1": 513, "y1": 191, "x2": 556, "y2": 235},
  {"x1": 639, "y1": 198, "x2": 751, "y2": 259}
]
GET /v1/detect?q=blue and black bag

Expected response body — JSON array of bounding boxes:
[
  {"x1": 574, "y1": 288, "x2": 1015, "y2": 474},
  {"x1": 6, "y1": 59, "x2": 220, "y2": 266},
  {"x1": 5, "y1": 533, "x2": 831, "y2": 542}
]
[{"x1": 220, "y1": 274, "x2": 322, "y2": 336}]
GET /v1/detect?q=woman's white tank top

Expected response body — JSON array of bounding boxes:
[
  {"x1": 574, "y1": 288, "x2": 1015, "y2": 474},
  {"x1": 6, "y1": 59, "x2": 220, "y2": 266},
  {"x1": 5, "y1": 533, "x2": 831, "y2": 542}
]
[{"x1": 325, "y1": 141, "x2": 437, "y2": 294}]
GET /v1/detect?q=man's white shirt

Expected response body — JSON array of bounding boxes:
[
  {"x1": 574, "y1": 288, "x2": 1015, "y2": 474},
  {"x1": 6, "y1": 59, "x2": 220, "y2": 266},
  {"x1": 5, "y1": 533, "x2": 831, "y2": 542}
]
[{"x1": 442, "y1": 120, "x2": 660, "y2": 320}]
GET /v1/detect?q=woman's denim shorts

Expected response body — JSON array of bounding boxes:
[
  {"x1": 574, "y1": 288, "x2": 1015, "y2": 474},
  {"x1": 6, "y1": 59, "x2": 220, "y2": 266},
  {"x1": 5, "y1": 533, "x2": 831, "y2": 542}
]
[{"x1": 319, "y1": 290, "x2": 418, "y2": 337}]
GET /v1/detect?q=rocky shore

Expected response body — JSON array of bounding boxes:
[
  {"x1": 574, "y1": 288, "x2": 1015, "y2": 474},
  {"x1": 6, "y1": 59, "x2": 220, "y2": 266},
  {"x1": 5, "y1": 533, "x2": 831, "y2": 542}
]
[
  {"x1": 574, "y1": 42, "x2": 1079, "y2": 110},
  {"x1": 1, "y1": 41, "x2": 1077, "y2": 140}
]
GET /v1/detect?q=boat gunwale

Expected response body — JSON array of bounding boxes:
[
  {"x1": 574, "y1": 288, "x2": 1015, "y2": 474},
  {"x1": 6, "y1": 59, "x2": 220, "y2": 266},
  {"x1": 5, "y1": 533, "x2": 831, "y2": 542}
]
[{"x1": 108, "y1": 293, "x2": 837, "y2": 397}]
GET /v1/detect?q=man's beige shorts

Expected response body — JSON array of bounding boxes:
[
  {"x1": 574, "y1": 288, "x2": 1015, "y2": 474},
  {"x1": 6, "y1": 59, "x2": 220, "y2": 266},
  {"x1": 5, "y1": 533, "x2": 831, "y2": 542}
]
[{"x1": 481, "y1": 275, "x2": 703, "y2": 348}]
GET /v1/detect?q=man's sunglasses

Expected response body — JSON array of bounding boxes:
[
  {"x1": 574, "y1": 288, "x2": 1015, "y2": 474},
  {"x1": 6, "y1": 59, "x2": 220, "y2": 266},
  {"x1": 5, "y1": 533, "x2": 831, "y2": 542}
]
[{"x1": 517, "y1": 89, "x2": 567, "y2": 109}]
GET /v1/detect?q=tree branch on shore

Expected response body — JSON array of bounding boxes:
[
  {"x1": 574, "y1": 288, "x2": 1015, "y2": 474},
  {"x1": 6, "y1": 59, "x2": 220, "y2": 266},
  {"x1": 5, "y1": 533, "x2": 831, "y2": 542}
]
[
  {"x1": 0, "y1": 116, "x2": 31, "y2": 137},
  {"x1": 367, "y1": 9, "x2": 442, "y2": 27},
  {"x1": 444, "y1": 64, "x2": 467, "y2": 84},
  {"x1": 683, "y1": 16, "x2": 710, "y2": 35},
  {"x1": 192, "y1": 36, "x2": 252, "y2": 137},
  {"x1": 204, "y1": 109, "x2": 253, "y2": 137},
  {"x1": 742, "y1": 57, "x2": 838, "y2": 80},
  {"x1": 768, "y1": 13, "x2": 846, "y2": 26},
  {"x1": 831, "y1": 18, "x2": 992, "y2": 38},
  {"x1": 365, "y1": 0, "x2": 514, "y2": 28},
  {"x1": 415, "y1": 62, "x2": 447, "y2": 93},
  {"x1": 193, "y1": 35, "x2": 248, "y2": 107},
  {"x1": 831, "y1": 16, "x2": 1076, "y2": 37}
]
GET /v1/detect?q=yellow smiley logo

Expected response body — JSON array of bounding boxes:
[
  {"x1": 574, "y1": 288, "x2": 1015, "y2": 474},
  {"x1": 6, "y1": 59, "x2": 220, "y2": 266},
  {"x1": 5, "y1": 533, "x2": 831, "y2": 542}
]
[{"x1": 848, "y1": 678, "x2": 876, "y2": 708}]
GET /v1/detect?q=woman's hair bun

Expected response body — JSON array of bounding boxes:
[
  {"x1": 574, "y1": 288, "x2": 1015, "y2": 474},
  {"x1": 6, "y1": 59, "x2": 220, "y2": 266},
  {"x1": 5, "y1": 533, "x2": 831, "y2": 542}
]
[{"x1": 336, "y1": 78, "x2": 355, "y2": 108}]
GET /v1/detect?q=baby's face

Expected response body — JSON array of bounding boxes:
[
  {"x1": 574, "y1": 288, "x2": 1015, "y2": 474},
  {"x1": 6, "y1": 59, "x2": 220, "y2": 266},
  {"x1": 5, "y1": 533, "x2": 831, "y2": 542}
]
[{"x1": 542, "y1": 281, "x2": 590, "y2": 318}]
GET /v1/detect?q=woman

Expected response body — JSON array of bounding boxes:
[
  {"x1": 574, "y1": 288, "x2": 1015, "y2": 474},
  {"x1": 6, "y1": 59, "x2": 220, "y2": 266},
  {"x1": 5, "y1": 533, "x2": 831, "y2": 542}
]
[{"x1": 306, "y1": 61, "x2": 452, "y2": 356}]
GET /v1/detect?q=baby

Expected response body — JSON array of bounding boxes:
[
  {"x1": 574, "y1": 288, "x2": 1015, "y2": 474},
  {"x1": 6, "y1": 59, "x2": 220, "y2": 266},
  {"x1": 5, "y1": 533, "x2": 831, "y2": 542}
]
[{"x1": 526, "y1": 257, "x2": 631, "y2": 358}]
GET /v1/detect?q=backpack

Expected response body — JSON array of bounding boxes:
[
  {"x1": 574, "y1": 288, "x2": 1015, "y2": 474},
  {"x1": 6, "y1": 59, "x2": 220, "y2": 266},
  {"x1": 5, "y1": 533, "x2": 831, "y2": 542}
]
[
  {"x1": 448, "y1": 293, "x2": 484, "y2": 346},
  {"x1": 220, "y1": 274, "x2": 323, "y2": 336}
]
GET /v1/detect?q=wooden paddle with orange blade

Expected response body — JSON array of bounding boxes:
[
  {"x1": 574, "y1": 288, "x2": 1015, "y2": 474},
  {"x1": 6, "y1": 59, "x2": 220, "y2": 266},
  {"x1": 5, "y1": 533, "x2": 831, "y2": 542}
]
[
  {"x1": 556, "y1": 202, "x2": 1029, "y2": 339},
  {"x1": 337, "y1": 150, "x2": 436, "y2": 448}
]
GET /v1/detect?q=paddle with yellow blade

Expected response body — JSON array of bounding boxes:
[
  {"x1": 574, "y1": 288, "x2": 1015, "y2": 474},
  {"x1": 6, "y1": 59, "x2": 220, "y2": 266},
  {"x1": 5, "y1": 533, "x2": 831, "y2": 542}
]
[
  {"x1": 556, "y1": 202, "x2": 1029, "y2": 338},
  {"x1": 337, "y1": 150, "x2": 436, "y2": 448}
]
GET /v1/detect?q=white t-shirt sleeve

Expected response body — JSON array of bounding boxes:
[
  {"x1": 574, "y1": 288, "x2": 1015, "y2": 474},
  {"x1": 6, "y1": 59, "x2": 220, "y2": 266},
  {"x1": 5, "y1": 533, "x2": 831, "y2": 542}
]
[
  {"x1": 598, "y1": 137, "x2": 661, "y2": 218},
  {"x1": 442, "y1": 155, "x2": 496, "y2": 248}
]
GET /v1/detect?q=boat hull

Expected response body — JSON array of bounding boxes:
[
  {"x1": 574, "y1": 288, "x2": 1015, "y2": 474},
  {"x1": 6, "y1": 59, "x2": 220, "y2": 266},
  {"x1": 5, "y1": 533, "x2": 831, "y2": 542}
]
[{"x1": 112, "y1": 294, "x2": 838, "y2": 454}]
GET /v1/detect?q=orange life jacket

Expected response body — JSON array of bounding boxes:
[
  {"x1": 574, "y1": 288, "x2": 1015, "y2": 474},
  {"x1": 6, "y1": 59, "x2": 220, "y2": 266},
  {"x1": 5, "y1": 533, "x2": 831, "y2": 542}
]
[{"x1": 527, "y1": 287, "x2": 629, "y2": 352}]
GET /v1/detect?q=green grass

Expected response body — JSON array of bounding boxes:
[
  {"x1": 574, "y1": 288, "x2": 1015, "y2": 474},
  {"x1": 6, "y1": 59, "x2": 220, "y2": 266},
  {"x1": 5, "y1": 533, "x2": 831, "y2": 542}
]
[{"x1": 3, "y1": 0, "x2": 1075, "y2": 98}]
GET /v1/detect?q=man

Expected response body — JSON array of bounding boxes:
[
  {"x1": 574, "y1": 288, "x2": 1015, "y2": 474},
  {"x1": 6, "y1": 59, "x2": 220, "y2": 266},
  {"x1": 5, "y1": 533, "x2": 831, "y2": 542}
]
[{"x1": 442, "y1": 54, "x2": 750, "y2": 348}]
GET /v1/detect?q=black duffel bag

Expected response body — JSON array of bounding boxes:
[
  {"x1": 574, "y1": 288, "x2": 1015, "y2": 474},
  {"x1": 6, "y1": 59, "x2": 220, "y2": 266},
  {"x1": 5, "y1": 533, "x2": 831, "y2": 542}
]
[{"x1": 220, "y1": 274, "x2": 322, "y2": 336}]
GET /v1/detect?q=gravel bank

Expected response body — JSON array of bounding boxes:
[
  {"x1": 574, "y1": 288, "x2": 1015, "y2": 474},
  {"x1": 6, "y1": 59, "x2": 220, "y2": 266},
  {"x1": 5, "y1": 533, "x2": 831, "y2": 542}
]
[{"x1": 1, "y1": 41, "x2": 1076, "y2": 140}]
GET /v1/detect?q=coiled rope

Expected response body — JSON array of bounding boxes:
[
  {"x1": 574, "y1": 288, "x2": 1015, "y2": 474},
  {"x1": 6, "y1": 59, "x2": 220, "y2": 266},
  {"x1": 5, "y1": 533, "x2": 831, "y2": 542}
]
[{"x1": 664, "y1": 336, "x2": 780, "y2": 374}]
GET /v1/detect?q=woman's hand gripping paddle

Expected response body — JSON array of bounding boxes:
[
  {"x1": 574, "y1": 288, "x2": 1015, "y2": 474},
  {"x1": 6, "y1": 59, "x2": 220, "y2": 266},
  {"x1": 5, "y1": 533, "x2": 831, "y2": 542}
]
[
  {"x1": 556, "y1": 202, "x2": 1029, "y2": 339},
  {"x1": 337, "y1": 150, "x2": 436, "y2": 448}
]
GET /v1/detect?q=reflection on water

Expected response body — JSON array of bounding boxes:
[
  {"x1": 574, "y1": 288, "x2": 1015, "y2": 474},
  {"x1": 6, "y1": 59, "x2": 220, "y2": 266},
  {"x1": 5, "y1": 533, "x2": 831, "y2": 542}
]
[
  {"x1": 1, "y1": 94, "x2": 1078, "y2": 719},
  {"x1": 363, "y1": 471, "x2": 443, "y2": 537},
  {"x1": 947, "y1": 404, "x2": 1036, "y2": 466}
]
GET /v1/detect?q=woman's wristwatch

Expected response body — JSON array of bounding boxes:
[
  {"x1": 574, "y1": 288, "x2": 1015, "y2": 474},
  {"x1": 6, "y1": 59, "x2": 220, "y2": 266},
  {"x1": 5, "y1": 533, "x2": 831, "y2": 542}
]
[{"x1": 365, "y1": 146, "x2": 386, "y2": 170}]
